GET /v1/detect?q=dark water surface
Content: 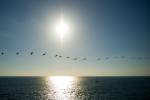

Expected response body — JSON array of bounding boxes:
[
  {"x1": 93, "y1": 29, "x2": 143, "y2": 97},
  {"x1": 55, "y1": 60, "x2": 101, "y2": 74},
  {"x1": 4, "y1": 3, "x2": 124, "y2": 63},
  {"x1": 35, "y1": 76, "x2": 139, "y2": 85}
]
[{"x1": 0, "y1": 76, "x2": 150, "y2": 100}]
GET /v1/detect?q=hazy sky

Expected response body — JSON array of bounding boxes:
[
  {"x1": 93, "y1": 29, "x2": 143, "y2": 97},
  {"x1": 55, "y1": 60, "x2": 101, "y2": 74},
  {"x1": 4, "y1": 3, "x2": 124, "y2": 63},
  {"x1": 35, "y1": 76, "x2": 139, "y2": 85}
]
[{"x1": 0, "y1": 0, "x2": 150, "y2": 76}]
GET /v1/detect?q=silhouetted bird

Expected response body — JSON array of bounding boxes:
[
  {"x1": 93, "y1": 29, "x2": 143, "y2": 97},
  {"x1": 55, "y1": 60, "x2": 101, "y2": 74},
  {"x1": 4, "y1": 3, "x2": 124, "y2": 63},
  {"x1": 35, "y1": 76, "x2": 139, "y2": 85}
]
[
  {"x1": 105, "y1": 57, "x2": 109, "y2": 60},
  {"x1": 138, "y1": 57, "x2": 142, "y2": 60},
  {"x1": 121, "y1": 56, "x2": 125, "y2": 59},
  {"x1": 82, "y1": 58, "x2": 87, "y2": 60},
  {"x1": 97, "y1": 58, "x2": 101, "y2": 61},
  {"x1": 42, "y1": 53, "x2": 46, "y2": 56},
  {"x1": 1, "y1": 52, "x2": 4, "y2": 55},
  {"x1": 73, "y1": 58, "x2": 78, "y2": 60},
  {"x1": 30, "y1": 52, "x2": 34, "y2": 55},
  {"x1": 16, "y1": 52, "x2": 19, "y2": 55},
  {"x1": 66, "y1": 57, "x2": 70, "y2": 58},
  {"x1": 113, "y1": 56, "x2": 118, "y2": 59},
  {"x1": 130, "y1": 56, "x2": 136, "y2": 59},
  {"x1": 55, "y1": 54, "x2": 58, "y2": 57}
]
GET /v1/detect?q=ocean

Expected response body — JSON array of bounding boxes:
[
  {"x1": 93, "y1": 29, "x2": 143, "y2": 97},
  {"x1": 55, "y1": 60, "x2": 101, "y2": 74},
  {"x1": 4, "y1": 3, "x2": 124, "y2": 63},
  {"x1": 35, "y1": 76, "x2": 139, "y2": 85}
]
[{"x1": 0, "y1": 76, "x2": 149, "y2": 100}]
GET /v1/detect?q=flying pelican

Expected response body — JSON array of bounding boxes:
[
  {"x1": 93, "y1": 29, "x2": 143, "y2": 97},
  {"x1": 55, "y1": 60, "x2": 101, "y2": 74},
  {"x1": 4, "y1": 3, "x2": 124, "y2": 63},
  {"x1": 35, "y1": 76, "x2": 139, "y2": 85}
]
[
  {"x1": 59, "y1": 56, "x2": 62, "y2": 58},
  {"x1": 30, "y1": 52, "x2": 34, "y2": 55},
  {"x1": 97, "y1": 58, "x2": 101, "y2": 61},
  {"x1": 113, "y1": 56, "x2": 118, "y2": 59},
  {"x1": 1, "y1": 52, "x2": 4, "y2": 55},
  {"x1": 121, "y1": 56, "x2": 125, "y2": 59},
  {"x1": 55, "y1": 54, "x2": 58, "y2": 57},
  {"x1": 82, "y1": 58, "x2": 87, "y2": 60},
  {"x1": 73, "y1": 58, "x2": 78, "y2": 60},
  {"x1": 66, "y1": 56, "x2": 70, "y2": 58},
  {"x1": 105, "y1": 57, "x2": 109, "y2": 60},
  {"x1": 16, "y1": 52, "x2": 19, "y2": 55},
  {"x1": 130, "y1": 56, "x2": 136, "y2": 59},
  {"x1": 42, "y1": 53, "x2": 46, "y2": 56},
  {"x1": 138, "y1": 57, "x2": 142, "y2": 60}
]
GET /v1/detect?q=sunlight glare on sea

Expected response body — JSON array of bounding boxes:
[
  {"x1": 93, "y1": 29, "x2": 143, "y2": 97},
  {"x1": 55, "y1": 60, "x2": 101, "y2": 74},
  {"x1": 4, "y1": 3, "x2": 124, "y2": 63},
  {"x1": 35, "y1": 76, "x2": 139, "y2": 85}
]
[
  {"x1": 46, "y1": 76, "x2": 76, "y2": 100},
  {"x1": 0, "y1": 77, "x2": 149, "y2": 100}
]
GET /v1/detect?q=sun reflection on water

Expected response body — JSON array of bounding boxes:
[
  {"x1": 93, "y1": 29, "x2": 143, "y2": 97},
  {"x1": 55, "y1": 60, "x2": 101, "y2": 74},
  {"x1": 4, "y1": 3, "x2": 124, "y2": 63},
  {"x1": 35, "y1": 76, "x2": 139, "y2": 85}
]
[{"x1": 47, "y1": 76, "x2": 76, "y2": 100}]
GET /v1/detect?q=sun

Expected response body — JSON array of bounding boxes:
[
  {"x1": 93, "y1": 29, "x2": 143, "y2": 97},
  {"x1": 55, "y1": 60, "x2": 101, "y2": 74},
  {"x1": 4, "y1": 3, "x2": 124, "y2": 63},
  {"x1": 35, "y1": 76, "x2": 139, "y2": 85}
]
[{"x1": 55, "y1": 17, "x2": 69, "y2": 40}]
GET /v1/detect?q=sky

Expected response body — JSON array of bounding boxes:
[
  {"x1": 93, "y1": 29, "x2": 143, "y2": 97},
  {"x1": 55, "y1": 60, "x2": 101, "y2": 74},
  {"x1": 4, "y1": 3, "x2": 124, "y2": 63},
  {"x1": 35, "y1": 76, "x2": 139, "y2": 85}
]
[{"x1": 0, "y1": 0, "x2": 150, "y2": 76}]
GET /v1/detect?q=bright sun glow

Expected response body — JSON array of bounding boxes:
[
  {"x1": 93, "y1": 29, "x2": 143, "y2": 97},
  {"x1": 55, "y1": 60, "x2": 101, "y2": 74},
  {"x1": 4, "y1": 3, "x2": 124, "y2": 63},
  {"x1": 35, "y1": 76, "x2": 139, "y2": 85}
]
[{"x1": 56, "y1": 18, "x2": 69, "y2": 40}]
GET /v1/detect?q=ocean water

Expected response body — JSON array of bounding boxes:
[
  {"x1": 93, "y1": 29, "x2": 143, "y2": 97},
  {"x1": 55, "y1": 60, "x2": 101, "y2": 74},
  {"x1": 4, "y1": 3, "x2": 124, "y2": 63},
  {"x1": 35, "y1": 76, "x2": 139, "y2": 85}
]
[{"x1": 0, "y1": 76, "x2": 149, "y2": 100}]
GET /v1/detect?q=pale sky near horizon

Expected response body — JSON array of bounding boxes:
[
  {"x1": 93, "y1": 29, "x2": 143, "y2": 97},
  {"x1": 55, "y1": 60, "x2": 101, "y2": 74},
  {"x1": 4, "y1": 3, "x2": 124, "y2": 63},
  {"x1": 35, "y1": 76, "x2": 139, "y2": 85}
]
[{"x1": 0, "y1": 0, "x2": 150, "y2": 76}]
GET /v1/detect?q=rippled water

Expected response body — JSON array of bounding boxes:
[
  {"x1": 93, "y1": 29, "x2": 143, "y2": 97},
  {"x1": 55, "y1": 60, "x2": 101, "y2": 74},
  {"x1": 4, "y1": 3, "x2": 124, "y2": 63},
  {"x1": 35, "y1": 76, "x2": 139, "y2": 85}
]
[{"x1": 0, "y1": 76, "x2": 150, "y2": 100}]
